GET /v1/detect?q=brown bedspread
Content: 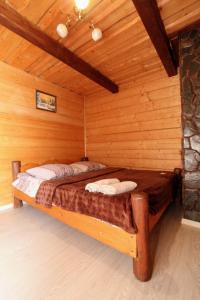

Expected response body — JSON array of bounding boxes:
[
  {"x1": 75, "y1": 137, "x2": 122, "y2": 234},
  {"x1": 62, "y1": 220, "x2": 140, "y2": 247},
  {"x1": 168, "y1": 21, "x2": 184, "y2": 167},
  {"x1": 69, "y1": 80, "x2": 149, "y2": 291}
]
[{"x1": 36, "y1": 168, "x2": 179, "y2": 233}]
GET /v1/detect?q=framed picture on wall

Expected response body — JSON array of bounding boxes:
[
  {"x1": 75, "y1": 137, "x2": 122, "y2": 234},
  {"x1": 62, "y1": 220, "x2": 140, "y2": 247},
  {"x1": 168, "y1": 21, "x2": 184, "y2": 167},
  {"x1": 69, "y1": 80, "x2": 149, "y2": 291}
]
[{"x1": 36, "y1": 90, "x2": 57, "y2": 112}]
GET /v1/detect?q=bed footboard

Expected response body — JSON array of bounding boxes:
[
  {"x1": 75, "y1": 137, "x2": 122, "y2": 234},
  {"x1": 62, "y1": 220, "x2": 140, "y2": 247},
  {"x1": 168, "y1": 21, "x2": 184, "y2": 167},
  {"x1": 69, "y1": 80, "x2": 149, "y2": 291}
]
[
  {"x1": 131, "y1": 192, "x2": 151, "y2": 281},
  {"x1": 12, "y1": 161, "x2": 23, "y2": 208}
]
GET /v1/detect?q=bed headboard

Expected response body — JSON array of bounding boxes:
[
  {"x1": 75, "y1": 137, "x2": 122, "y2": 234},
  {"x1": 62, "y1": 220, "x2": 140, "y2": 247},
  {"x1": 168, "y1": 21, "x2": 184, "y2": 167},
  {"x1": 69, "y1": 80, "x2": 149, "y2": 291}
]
[{"x1": 12, "y1": 161, "x2": 21, "y2": 180}]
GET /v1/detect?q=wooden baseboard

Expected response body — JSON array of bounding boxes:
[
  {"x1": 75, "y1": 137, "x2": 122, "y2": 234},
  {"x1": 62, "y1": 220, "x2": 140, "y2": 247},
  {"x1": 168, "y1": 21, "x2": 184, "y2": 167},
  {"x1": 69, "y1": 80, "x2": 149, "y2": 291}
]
[
  {"x1": 0, "y1": 202, "x2": 28, "y2": 212},
  {"x1": 182, "y1": 218, "x2": 200, "y2": 229},
  {"x1": 0, "y1": 203, "x2": 13, "y2": 212}
]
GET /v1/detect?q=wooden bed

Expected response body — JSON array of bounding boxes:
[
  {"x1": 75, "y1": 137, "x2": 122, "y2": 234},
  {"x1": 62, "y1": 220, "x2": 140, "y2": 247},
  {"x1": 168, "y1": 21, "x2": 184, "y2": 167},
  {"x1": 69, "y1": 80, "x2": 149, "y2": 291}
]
[{"x1": 11, "y1": 160, "x2": 181, "y2": 282}]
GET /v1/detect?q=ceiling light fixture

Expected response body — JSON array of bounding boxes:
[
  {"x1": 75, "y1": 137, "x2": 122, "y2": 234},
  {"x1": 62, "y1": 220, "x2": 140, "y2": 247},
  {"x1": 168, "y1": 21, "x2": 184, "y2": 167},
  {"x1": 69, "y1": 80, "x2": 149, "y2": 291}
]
[
  {"x1": 56, "y1": 15, "x2": 71, "y2": 39},
  {"x1": 56, "y1": 0, "x2": 103, "y2": 43},
  {"x1": 75, "y1": 0, "x2": 90, "y2": 10},
  {"x1": 90, "y1": 23, "x2": 103, "y2": 42},
  {"x1": 56, "y1": 23, "x2": 68, "y2": 38}
]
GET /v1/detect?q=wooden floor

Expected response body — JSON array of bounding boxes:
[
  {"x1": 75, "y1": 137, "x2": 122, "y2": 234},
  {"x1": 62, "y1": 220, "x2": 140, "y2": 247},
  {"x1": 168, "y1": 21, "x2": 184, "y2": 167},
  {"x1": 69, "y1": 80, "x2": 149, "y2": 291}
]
[{"x1": 0, "y1": 204, "x2": 199, "y2": 300}]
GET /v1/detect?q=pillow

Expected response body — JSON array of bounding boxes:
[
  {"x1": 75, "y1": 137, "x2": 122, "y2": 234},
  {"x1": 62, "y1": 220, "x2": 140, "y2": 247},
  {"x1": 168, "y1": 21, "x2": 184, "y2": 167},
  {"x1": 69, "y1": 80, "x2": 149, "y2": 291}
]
[
  {"x1": 70, "y1": 163, "x2": 89, "y2": 175},
  {"x1": 71, "y1": 161, "x2": 106, "y2": 172},
  {"x1": 26, "y1": 164, "x2": 74, "y2": 180}
]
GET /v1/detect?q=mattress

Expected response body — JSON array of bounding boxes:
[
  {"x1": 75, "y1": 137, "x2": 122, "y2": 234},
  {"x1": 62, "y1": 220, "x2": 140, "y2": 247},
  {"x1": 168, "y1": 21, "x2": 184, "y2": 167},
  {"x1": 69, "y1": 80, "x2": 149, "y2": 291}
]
[{"x1": 35, "y1": 167, "x2": 179, "y2": 233}]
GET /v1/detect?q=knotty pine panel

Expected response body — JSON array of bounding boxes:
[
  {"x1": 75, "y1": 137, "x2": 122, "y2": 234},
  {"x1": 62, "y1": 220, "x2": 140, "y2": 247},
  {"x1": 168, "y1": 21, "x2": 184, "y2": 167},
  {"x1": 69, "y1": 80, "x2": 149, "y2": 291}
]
[
  {"x1": 0, "y1": 61, "x2": 84, "y2": 206},
  {"x1": 0, "y1": 0, "x2": 199, "y2": 94},
  {"x1": 85, "y1": 72, "x2": 182, "y2": 171}
]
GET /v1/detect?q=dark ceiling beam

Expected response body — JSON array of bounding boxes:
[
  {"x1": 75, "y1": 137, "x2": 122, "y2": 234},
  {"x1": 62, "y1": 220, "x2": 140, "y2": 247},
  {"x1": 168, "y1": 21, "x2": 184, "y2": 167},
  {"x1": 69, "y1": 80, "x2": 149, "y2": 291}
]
[
  {"x1": 132, "y1": 0, "x2": 177, "y2": 77},
  {"x1": 0, "y1": 1, "x2": 118, "y2": 93}
]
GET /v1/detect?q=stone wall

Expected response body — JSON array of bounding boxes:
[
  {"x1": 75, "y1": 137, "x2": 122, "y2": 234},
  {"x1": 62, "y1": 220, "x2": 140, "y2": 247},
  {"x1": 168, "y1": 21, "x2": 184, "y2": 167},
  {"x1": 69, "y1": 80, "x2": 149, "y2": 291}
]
[{"x1": 180, "y1": 27, "x2": 200, "y2": 222}]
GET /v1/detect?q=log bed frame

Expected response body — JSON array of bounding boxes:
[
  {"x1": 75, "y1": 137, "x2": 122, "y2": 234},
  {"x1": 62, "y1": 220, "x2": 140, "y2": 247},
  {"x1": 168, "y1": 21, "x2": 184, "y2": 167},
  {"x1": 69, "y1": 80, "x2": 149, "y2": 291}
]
[{"x1": 11, "y1": 160, "x2": 181, "y2": 282}]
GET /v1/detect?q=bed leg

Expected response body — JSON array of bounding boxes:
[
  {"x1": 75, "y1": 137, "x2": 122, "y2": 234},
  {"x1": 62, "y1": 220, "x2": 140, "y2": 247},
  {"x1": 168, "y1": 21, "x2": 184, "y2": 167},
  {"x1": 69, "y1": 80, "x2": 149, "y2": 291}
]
[
  {"x1": 13, "y1": 197, "x2": 23, "y2": 208},
  {"x1": 12, "y1": 161, "x2": 23, "y2": 208},
  {"x1": 131, "y1": 192, "x2": 151, "y2": 281}
]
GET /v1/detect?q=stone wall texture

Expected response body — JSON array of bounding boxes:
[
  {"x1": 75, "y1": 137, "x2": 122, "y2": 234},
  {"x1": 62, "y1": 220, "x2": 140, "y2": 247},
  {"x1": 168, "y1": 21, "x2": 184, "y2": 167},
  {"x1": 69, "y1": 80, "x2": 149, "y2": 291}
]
[{"x1": 180, "y1": 27, "x2": 200, "y2": 222}]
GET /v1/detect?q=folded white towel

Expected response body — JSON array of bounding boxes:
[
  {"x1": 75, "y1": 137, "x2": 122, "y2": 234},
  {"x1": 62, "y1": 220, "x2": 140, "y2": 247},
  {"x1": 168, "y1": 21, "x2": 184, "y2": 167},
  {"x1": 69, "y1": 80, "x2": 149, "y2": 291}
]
[
  {"x1": 100, "y1": 181, "x2": 137, "y2": 195},
  {"x1": 85, "y1": 178, "x2": 120, "y2": 193}
]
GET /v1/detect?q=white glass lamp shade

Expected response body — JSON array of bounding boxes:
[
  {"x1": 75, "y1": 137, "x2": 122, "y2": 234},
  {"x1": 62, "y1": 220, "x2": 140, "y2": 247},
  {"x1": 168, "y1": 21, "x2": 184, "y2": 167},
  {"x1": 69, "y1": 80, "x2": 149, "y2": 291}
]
[
  {"x1": 75, "y1": 0, "x2": 89, "y2": 10},
  {"x1": 92, "y1": 28, "x2": 103, "y2": 42},
  {"x1": 56, "y1": 24, "x2": 68, "y2": 38}
]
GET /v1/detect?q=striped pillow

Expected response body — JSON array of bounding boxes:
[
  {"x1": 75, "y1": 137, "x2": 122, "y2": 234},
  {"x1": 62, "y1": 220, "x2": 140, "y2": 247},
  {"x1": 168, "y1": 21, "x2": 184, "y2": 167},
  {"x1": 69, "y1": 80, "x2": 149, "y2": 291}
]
[
  {"x1": 71, "y1": 161, "x2": 106, "y2": 172},
  {"x1": 27, "y1": 164, "x2": 74, "y2": 180}
]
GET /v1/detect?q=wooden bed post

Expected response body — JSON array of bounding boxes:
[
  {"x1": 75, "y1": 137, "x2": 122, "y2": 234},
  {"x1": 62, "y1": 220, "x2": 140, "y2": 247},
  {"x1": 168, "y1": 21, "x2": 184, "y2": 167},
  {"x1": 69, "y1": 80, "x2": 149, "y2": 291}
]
[
  {"x1": 131, "y1": 192, "x2": 151, "y2": 281},
  {"x1": 12, "y1": 161, "x2": 23, "y2": 208}
]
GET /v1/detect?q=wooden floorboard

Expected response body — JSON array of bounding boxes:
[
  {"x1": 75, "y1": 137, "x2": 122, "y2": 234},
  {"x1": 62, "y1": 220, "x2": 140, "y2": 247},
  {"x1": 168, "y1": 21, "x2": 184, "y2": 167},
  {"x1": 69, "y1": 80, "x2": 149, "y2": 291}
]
[{"x1": 0, "y1": 204, "x2": 199, "y2": 300}]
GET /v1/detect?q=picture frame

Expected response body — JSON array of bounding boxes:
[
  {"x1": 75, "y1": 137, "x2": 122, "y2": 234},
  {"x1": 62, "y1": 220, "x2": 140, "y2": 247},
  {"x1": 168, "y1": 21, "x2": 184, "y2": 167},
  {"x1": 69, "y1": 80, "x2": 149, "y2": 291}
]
[{"x1": 36, "y1": 90, "x2": 57, "y2": 112}]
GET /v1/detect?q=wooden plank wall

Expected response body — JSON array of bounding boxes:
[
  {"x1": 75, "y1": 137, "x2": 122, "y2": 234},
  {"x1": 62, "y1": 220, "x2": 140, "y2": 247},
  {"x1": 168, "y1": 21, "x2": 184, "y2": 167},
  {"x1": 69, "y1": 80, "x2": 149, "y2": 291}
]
[
  {"x1": 85, "y1": 72, "x2": 182, "y2": 171},
  {"x1": 0, "y1": 61, "x2": 84, "y2": 206}
]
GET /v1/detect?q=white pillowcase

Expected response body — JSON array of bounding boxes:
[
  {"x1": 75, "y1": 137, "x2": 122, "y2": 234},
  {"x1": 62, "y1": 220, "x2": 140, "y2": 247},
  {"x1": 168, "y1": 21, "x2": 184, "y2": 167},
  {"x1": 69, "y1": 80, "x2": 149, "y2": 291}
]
[
  {"x1": 26, "y1": 164, "x2": 74, "y2": 180},
  {"x1": 12, "y1": 173, "x2": 44, "y2": 198}
]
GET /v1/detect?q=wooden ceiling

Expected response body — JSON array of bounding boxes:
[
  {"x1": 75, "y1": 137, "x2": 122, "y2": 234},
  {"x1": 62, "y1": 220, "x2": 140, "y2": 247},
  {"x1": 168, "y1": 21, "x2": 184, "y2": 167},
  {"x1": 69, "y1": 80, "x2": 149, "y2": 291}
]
[{"x1": 0, "y1": 0, "x2": 199, "y2": 96}]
